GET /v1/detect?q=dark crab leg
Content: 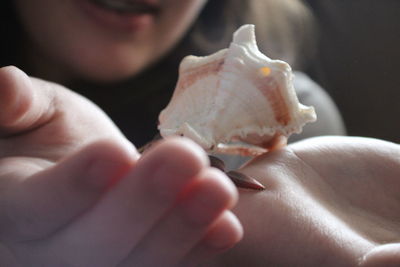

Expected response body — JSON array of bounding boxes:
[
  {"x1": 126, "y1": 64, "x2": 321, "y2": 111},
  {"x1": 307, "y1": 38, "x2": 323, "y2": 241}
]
[
  {"x1": 208, "y1": 155, "x2": 226, "y2": 171},
  {"x1": 226, "y1": 170, "x2": 265, "y2": 191},
  {"x1": 208, "y1": 155, "x2": 265, "y2": 191}
]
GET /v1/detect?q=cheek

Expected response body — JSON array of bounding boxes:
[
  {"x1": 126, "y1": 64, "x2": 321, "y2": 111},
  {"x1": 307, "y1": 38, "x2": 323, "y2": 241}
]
[
  {"x1": 15, "y1": 0, "x2": 63, "y2": 48},
  {"x1": 14, "y1": 0, "x2": 99, "y2": 69}
]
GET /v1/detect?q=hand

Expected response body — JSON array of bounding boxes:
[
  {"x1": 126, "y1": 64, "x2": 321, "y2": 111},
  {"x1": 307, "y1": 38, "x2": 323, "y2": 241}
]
[
  {"x1": 0, "y1": 66, "x2": 242, "y2": 266},
  {"x1": 204, "y1": 136, "x2": 400, "y2": 266}
]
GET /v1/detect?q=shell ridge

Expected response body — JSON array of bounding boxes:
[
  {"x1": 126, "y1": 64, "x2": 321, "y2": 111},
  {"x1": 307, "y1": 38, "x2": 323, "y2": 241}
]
[
  {"x1": 158, "y1": 24, "x2": 317, "y2": 155},
  {"x1": 212, "y1": 55, "x2": 257, "y2": 142}
]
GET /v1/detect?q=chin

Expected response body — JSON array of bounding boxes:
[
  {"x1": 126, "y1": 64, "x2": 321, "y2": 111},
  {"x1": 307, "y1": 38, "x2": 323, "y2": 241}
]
[
  {"x1": 67, "y1": 44, "x2": 163, "y2": 83},
  {"x1": 83, "y1": 67, "x2": 139, "y2": 83},
  {"x1": 71, "y1": 58, "x2": 150, "y2": 83}
]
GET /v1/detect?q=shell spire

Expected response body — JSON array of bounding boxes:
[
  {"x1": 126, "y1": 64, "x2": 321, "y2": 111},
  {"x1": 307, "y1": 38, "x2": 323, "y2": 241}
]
[
  {"x1": 158, "y1": 24, "x2": 317, "y2": 156},
  {"x1": 233, "y1": 24, "x2": 257, "y2": 49}
]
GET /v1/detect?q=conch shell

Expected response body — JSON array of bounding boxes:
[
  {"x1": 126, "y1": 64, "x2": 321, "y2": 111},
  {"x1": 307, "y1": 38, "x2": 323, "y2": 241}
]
[{"x1": 158, "y1": 24, "x2": 316, "y2": 156}]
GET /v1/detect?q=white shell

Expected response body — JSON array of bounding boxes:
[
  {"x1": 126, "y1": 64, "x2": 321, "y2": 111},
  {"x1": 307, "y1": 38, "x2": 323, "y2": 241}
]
[{"x1": 158, "y1": 24, "x2": 316, "y2": 156}]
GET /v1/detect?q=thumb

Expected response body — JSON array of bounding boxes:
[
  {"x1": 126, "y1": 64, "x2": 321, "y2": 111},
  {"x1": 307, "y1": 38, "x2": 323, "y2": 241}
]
[
  {"x1": 0, "y1": 66, "x2": 56, "y2": 137},
  {"x1": 360, "y1": 243, "x2": 400, "y2": 267}
]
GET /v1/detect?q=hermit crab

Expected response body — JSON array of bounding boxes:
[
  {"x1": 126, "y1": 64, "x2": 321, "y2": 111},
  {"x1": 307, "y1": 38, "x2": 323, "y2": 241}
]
[{"x1": 142, "y1": 24, "x2": 316, "y2": 190}]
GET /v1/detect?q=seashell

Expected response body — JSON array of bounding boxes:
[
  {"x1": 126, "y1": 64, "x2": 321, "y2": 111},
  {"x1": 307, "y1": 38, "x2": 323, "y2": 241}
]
[{"x1": 158, "y1": 24, "x2": 316, "y2": 156}]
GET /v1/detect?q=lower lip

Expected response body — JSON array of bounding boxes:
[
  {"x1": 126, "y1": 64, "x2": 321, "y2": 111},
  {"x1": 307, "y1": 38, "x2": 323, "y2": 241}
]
[{"x1": 77, "y1": 0, "x2": 155, "y2": 32}]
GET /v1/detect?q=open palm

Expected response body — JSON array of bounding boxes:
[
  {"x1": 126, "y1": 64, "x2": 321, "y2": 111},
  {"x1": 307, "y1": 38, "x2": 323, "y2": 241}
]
[{"x1": 205, "y1": 136, "x2": 400, "y2": 266}]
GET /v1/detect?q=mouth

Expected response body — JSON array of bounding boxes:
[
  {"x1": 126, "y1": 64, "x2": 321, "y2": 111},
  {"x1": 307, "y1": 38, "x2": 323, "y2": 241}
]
[{"x1": 89, "y1": 0, "x2": 160, "y2": 14}]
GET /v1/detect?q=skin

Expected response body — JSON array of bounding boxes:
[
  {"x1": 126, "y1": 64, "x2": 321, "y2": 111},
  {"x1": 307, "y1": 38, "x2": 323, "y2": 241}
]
[
  {"x1": 3, "y1": 1, "x2": 245, "y2": 265},
  {"x1": 204, "y1": 136, "x2": 400, "y2": 266},
  {"x1": 2, "y1": 66, "x2": 399, "y2": 266},
  {"x1": 0, "y1": 66, "x2": 242, "y2": 266},
  {"x1": 14, "y1": 0, "x2": 207, "y2": 82},
  {"x1": 4, "y1": 0, "x2": 400, "y2": 265}
]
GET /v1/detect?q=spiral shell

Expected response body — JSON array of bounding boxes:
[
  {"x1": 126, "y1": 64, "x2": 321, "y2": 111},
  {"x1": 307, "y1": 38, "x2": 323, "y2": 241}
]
[{"x1": 158, "y1": 24, "x2": 316, "y2": 156}]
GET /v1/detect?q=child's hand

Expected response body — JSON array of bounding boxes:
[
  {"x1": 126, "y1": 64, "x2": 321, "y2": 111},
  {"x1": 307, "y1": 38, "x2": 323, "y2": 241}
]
[{"x1": 0, "y1": 66, "x2": 242, "y2": 266}]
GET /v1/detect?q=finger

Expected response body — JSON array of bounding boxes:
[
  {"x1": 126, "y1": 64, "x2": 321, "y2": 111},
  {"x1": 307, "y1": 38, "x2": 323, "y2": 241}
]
[
  {"x1": 0, "y1": 66, "x2": 130, "y2": 160},
  {"x1": 42, "y1": 138, "x2": 209, "y2": 266},
  {"x1": 360, "y1": 243, "x2": 400, "y2": 267},
  {"x1": 178, "y1": 211, "x2": 243, "y2": 267},
  {"x1": 0, "y1": 66, "x2": 55, "y2": 137},
  {"x1": 118, "y1": 168, "x2": 238, "y2": 267},
  {"x1": 0, "y1": 139, "x2": 138, "y2": 242}
]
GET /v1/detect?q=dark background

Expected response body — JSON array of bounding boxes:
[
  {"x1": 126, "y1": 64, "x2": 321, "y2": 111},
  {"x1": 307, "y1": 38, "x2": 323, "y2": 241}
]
[{"x1": 305, "y1": 0, "x2": 400, "y2": 143}]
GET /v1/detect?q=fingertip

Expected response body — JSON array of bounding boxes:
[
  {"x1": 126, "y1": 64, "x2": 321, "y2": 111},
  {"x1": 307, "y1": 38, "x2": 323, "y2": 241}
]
[
  {"x1": 200, "y1": 168, "x2": 239, "y2": 209},
  {"x1": 0, "y1": 66, "x2": 30, "y2": 85},
  {"x1": 179, "y1": 169, "x2": 239, "y2": 227},
  {"x1": 205, "y1": 211, "x2": 243, "y2": 251},
  {"x1": 140, "y1": 137, "x2": 209, "y2": 180},
  {"x1": 160, "y1": 136, "x2": 210, "y2": 168},
  {"x1": 360, "y1": 244, "x2": 400, "y2": 267},
  {"x1": 73, "y1": 139, "x2": 139, "y2": 189},
  {"x1": 90, "y1": 138, "x2": 140, "y2": 162},
  {"x1": 0, "y1": 66, "x2": 34, "y2": 129}
]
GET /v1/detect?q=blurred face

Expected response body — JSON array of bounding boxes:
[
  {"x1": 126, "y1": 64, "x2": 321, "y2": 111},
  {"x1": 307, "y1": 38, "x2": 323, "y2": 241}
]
[{"x1": 14, "y1": 0, "x2": 207, "y2": 82}]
